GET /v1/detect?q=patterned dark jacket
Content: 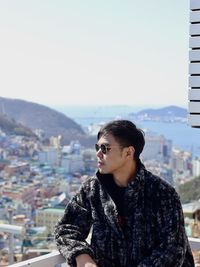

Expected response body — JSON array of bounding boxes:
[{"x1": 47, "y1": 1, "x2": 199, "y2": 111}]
[{"x1": 54, "y1": 164, "x2": 195, "y2": 267}]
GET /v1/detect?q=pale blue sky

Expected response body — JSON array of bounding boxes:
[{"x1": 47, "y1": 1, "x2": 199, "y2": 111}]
[{"x1": 0, "y1": 0, "x2": 189, "y2": 107}]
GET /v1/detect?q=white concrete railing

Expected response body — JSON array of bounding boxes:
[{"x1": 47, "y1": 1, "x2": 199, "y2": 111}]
[
  {"x1": 188, "y1": 0, "x2": 200, "y2": 127},
  {"x1": 7, "y1": 250, "x2": 68, "y2": 267},
  {"x1": 7, "y1": 238, "x2": 200, "y2": 267}
]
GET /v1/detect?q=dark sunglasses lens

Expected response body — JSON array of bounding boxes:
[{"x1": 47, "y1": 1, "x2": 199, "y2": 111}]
[
  {"x1": 95, "y1": 144, "x2": 107, "y2": 154},
  {"x1": 101, "y1": 144, "x2": 107, "y2": 154}
]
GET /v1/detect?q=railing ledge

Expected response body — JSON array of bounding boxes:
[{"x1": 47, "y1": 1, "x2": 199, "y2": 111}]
[
  {"x1": 7, "y1": 237, "x2": 200, "y2": 267},
  {"x1": 8, "y1": 250, "x2": 67, "y2": 267}
]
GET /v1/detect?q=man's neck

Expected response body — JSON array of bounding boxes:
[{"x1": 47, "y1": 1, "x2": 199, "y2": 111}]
[{"x1": 113, "y1": 161, "x2": 137, "y2": 187}]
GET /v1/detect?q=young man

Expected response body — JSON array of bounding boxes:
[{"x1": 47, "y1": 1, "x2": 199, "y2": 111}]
[{"x1": 54, "y1": 120, "x2": 194, "y2": 267}]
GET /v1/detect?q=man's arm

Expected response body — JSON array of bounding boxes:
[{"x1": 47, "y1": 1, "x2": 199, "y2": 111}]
[
  {"x1": 54, "y1": 184, "x2": 96, "y2": 267},
  {"x1": 137, "y1": 187, "x2": 194, "y2": 267}
]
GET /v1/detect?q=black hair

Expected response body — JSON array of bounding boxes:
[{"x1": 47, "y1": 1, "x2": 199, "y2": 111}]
[{"x1": 97, "y1": 119, "x2": 145, "y2": 159}]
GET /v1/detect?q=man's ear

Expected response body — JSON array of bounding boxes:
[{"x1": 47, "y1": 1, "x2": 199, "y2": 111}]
[{"x1": 126, "y1": 146, "x2": 135, "y2": 157}]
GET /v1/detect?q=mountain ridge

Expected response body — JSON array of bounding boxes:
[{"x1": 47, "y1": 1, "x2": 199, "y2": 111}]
[
  {"x1": 129, "y1": 105, "x2": 187, "y2": 121},
  {"x1": 0, "y1": 97, "x2": 187, "y2": 146},
  {"x1": 0, "y1": 97, "x2": 95, "y2": 146},
  {"x1": 131, "y1": 105, "x2": 187, "y2": 117},
  {"x1": 0, "y1": 113, "x2": 37, "y2": 138}
]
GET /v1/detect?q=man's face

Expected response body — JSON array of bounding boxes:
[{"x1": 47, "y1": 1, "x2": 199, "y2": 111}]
[{"x1": 96, "y1": 134, "x2": 128, "y2": 176}]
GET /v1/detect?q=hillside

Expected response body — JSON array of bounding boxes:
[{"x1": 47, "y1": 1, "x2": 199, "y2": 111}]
[
  {"x1": 0, "y1": 113, "x2": 37, "y2": 138},
  {"x1": 129, "y1": 105, "x2": 187, "y2": 121},
  {"x1": 0, "y1": 97, "x2": 95, "y2": 146},
  {"x1": 178, "y1": 176, "x2": 200, "y2": 203}
]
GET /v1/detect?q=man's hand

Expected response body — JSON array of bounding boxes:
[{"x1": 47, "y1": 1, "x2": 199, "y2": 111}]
[{"x1": 76, "y1": 253, "x2": 98, "y2": 267}]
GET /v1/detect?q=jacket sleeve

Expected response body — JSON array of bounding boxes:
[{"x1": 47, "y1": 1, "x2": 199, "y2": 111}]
[
  {"x1": 54, "y1": 183, "x2": 95, "y2": 267},
  {"x1": 137, "y1": 186, "x2": 194, "y2": 267}
]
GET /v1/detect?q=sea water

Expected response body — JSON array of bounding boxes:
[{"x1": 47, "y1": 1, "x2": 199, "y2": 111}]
[{"x1": 52, "y1": 105, "x2": 200, "y2": 157}]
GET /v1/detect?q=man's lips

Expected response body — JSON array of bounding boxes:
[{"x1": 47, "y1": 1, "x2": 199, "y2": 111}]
[{"x1": 97, "y1": 161, "x2": 104, "y2": 167}]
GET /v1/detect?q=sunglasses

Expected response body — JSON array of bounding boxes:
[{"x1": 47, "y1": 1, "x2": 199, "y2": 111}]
[{"x1": 95, "y1": 143, "x2": 112, "y2": 154}]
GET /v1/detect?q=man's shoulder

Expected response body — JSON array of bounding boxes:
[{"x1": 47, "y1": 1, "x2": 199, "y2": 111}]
[
  {"x1": 143, "y1": 169, "x2": 181, "y2": 209},
  {"x1": 82, "y1": 174, "x2": 98, "y2": 183},
  {"x1": 81, "y1": 174, "x2": 100, "y2": 190},
  {"x1": 144, "y1": 168, "x2": 177, "y2": 195}
]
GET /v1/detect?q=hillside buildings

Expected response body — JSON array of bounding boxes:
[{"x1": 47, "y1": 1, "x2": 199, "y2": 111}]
[{"x1": 0, "y1": 125, "x2": 200, "y2": 265}]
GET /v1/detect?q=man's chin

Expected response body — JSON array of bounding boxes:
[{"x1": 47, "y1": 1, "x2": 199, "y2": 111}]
[{"x1": 98, "y1": 168, "x2": 107, "y2": 174}]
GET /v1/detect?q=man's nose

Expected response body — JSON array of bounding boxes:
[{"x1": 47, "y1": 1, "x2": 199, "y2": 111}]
[{"x1": 96, "y1": 149, "x2": 103, "y2": 158}]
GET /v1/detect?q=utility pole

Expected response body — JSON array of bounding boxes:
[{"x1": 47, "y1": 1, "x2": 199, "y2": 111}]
[
  {"x1": 0, "y1": 223, "x2": 24, "y2": 264},
  {"x1": 8, "y1": 207, "x2": 14, "y2": 264}
]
